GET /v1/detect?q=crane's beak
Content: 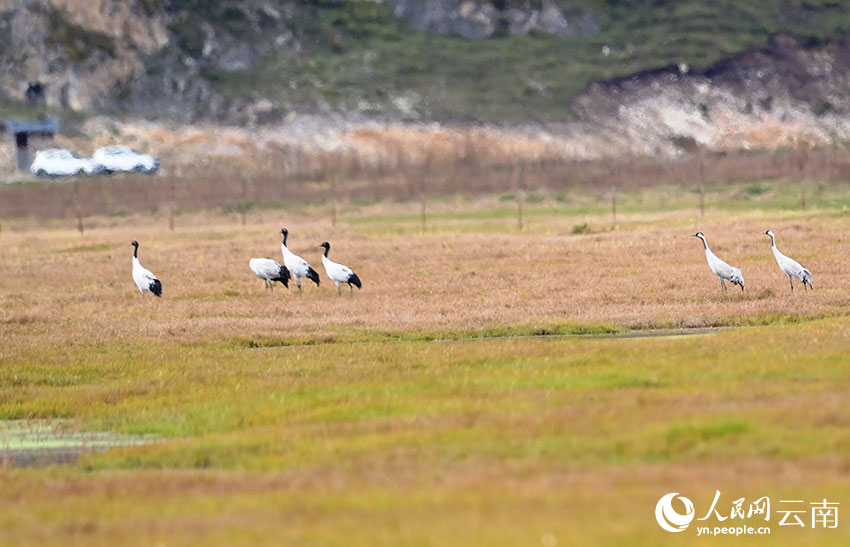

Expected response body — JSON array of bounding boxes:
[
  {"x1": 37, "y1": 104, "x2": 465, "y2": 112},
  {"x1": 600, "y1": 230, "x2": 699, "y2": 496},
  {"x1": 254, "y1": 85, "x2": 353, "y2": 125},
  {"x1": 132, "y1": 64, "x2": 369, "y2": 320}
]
[{"x1": 690, "y1": 233, "x2": 699, "y2": 237}]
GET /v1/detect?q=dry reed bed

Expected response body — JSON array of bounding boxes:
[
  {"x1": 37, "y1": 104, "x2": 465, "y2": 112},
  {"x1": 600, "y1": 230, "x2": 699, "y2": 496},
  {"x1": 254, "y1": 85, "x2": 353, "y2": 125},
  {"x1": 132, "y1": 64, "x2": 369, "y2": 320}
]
[{"x1": 3, "y1": 144, "x2": 850, "y2": 220}]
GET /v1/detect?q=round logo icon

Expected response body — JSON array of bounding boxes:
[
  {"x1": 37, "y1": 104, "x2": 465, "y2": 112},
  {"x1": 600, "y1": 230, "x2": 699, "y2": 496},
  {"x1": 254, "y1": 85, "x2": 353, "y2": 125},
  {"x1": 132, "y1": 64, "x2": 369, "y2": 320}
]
[{"x1": 655, "y1": 492, "x2": 695, "y2": 533}]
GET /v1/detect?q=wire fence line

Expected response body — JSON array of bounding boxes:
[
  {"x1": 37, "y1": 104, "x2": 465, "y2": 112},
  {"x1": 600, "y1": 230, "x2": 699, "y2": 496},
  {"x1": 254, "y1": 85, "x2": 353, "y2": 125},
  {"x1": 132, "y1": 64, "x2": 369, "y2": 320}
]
[{"x1": 0, "y1": 146, "x2": 847, "y2": 228}]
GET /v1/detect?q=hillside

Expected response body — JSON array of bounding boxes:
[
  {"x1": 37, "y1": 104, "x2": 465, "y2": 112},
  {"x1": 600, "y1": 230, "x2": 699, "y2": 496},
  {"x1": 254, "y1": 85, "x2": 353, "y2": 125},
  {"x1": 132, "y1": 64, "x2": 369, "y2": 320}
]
[{"x1": 3, "y1": 0, "x2": 850, "y2": 126}]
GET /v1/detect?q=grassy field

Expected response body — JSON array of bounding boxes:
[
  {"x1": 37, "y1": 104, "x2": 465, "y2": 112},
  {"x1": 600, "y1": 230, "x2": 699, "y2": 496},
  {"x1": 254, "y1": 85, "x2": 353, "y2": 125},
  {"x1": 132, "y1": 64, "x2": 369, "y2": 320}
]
[{"x1": 2, "y1": 189, "x2": 850, "y2": 545}]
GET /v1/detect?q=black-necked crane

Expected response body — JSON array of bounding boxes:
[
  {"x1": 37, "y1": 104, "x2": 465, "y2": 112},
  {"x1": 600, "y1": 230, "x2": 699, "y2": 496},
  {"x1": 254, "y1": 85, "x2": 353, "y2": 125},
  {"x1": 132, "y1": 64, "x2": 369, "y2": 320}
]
[
  {"x1": 691, "y1": 232, "x2": 745, "y2": 293},
  {"x1": 764, "y1": 230, "x2": 812, "y2": 292},
  {"x1": 317, "y1": 241, "x2": 362, "y2": 296},
  {"x1": 130, "y1": 240, "x2": 162, "y2": 297},
  {"x1": 249, "y1": 258, "x2": 290, "y2": 291},
  {"x1": 280, "y1": 228, "x2": 320, "y2": 292}
]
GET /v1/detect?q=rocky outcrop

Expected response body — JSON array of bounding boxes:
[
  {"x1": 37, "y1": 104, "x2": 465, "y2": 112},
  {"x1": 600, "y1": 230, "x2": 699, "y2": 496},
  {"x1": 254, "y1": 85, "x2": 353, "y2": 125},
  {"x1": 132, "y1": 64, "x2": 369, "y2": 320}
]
[
  {"x1": 572, "y1": 34, "x2": 850, "y2": 155},
  {"x1": 0, "y1": 0, "x2": 291, "y2": 122},
  {"x1": 0, "y1": 0, "x2": 169, "y2": 111}
]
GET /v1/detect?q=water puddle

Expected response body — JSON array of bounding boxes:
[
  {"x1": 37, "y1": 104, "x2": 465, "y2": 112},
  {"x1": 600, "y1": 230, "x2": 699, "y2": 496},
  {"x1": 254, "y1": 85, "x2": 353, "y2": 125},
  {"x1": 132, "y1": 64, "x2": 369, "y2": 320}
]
[
  {"x1": 582, "y1": 326, "x2": 729, "y2": 340},
  {"x1": 253, "y1": 325, "x2": 736, "y2": 351},
  {"x1": 0, "y1": 420, "x2": 155, "y2": 467}
]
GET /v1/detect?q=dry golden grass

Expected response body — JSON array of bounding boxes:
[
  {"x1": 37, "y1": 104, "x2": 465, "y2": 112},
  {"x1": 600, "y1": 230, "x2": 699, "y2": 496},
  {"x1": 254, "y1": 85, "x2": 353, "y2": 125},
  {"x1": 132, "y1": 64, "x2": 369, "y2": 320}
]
[{"x1": 1, "y1": 203, "x2": 848, "y2": 347}]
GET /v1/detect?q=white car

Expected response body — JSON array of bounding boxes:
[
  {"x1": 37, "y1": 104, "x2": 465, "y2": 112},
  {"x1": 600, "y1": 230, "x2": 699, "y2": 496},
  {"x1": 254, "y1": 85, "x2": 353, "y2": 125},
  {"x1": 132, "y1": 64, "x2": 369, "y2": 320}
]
[
  {"x1": 92, "y1": 145, "x2": 159, "y2": 174},
  {"x1": 30, "y1": 148, "x2": 104, "y2": 177}
]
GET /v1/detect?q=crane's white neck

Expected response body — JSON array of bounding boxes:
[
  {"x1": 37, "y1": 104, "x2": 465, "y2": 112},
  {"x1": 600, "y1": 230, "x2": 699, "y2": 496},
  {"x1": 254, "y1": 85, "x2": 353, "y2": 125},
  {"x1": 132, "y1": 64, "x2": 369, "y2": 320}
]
[{"x1": 697, "y1": 236, "x2": 708, "y2": 251}]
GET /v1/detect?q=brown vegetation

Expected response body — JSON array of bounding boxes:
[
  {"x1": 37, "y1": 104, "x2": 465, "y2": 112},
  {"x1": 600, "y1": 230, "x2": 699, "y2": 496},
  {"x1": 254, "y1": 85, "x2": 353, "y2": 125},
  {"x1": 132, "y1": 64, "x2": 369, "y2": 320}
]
[{"x1": 3, "y1": 133, "x2": 849, "y2": 222}]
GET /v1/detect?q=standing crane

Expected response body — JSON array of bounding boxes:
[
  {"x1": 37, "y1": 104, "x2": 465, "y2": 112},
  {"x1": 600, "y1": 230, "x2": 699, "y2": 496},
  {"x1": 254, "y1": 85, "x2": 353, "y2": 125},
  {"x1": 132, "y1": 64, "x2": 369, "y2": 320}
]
[
  {"x1": 249, "y1": 258, "x2": 290, "y2": 291},
  {"x1": 280, "y1": 228, "x2": 320, "y2": 292},
  {"x1": 691, "y1": 232, "x2": 745, "y2": 293},
  {"x1": 764, "y1": 230, "x2": 812, "y2": 292},
  {"x1": 317, "y1": 241, "x2": 362, "y2": 296},
  {"x1": 130, "y1": 240, "x2": 162, "y2": 298}
]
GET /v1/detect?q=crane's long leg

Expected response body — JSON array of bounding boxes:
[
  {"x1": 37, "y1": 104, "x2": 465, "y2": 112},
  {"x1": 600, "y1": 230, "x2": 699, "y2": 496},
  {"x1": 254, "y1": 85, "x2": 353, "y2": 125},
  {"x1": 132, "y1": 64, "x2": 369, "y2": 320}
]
[
  {"x1": 788, "y1": 275, "x2": 794, "y2": 293},
  {"x1": 296, "y1": 277, "x2": 302, "y2": 293},
  {"x1": 803, "y1": 279, "x2": 808, "y2": 292},
  {"x1": 350, "y1": 284, "x2": 354, "y2": 297},
  {"x1": 337, "y1": 282, "x2": 341, "y2": 296},
  {"x1": 720, "y1": 278, "x2": 727, "y2": 293}
]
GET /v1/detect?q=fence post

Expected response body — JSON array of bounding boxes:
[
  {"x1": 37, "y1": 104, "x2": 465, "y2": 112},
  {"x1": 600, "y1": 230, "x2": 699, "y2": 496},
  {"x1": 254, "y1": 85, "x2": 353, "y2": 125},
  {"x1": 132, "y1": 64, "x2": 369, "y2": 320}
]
[
  {"x1": 168, "y1": 175, "x2": 176, "y2": 231},
  {"x1": 331, "y1": 176, "x2": 338, "y2": 228},
  {"x1": 420, "y1": 177, "x2": 427, "y2": 234},
  {"x1": 794, "y1": 141, "x2": 809, "y2": 211},
  {"x1": 515, "y1": 164, "x2": 524, "y2": 231},
  {"x1": 798, "y1": 148, "x2": 808, "y2": 211},
  {"x1": 72, "y1": 179, "x2": 84, "y2": 235},
  {"x1": 698, "y1": 153, "x2": 706, "y2": 217},
  {"x1": 240, "y1": 176, "x2": 251, "y2": 227},
  {"x1": 611, "y1": 184, "x2": 617, "y2": 228},
  {"x1": 609, "y1": 164, "x2": 618, "y2": 228}
]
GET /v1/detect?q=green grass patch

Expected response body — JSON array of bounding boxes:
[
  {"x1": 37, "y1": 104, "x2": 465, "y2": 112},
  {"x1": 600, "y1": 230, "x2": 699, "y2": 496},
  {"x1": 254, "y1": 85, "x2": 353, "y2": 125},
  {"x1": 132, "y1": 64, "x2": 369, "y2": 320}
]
[
  {"x1": 228, "y1": 320, "x2": 624, "y2": 348},
  {"x1": 2, "y1": 317, "x2": 850, "y2": 472}
]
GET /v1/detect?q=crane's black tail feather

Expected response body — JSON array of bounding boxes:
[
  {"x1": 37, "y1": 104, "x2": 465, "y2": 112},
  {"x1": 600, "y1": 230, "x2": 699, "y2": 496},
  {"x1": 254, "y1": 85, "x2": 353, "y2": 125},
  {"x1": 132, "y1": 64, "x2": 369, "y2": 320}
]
[
  {"x1": 306, "y1": 267, "x2": 320, "y2": 286},
  {"x1": 348, "y1": 273, "x2": 362, "y2": 289},
  {"x1": 150, "y1": 279, "x2": 163, "y2": 297},
  {"x1": 275, "y1": 266, "x2": 291, "y2": 288},
  {"x1": 801, "y1": 270, "x2": 813, "y2": 290}
]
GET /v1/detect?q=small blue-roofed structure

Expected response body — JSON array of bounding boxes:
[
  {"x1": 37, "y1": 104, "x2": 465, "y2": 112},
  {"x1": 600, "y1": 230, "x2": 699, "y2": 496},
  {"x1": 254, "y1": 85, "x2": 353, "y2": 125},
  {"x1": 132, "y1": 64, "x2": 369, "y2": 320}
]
[
  {"x1": 2, "y1": 118, "x2": 59, "y2": 171},
  {"x1": 3, "y1": 119, "x2": 59, "y2": 135}
]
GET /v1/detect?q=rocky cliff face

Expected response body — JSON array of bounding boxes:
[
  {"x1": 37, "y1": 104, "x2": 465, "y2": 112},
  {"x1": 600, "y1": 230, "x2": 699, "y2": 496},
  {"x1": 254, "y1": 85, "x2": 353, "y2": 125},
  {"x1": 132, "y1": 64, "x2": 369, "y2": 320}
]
[
  {"x1": 572, "y1": 34, "x2": 850, "y2": 154},
  {"x1": 382, "y1": 0, "x2": 598, "y2": 40},
  {"x1": 0, "y1": 0, "x2": 597, "y2": 122},
  {"x1": 0, "y1": 0, "x2": 169, "y2": 111},
  {"x1": 0, "y1": 0, "x2": 290, "y2": 122}
]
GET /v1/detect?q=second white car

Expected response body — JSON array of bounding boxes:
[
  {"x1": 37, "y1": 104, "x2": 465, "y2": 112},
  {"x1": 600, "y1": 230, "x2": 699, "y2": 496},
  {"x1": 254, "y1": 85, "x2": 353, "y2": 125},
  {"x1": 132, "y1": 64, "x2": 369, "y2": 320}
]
[{"x1": 92, "y1": 145, "x2": 159, "y2": 174}]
